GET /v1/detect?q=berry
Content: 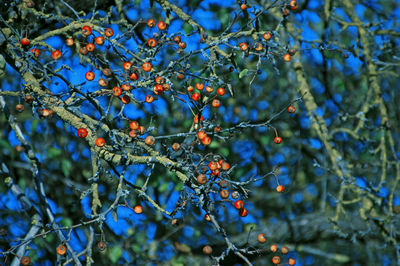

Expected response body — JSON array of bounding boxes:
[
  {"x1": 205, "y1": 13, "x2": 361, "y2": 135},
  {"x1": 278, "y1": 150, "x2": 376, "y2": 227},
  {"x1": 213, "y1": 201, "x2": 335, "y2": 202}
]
[
  {"x1": 134, "y1": 205, "x2": 143, "y2": 214},
  {"x1": 274, "y1": 137, "x2": 282, "y2": 144},
  {"x1": 172, "y1": 142, "x2": 180, "y2": 151},
  {"x1": 98, "y1": 78, "x2": 108, "y2": 87},
  {"x1": 129, "y1": 72, "x2": 138, "y2": 80},
  {"x1": 96, "y1": 138, "x2": 105, "y2": 147},
  {"x1": 197, "y1": 130, "x2": 207, "y2": 140},
  {"x1": 239, "y1": 42, "x2": 248, "y2": 51},
  {"x1": 204, "y1": 214, "x2": 211, "y2": 221},
  {"x1": 202, "y1": 136, "x2": 211, "y2": 145},
  {"x1": 147, "y1": 19, "x2": 156, "y2": 28},
  {"x1": 25, "y1": 95, "x2": 33, "y2": 104},
  {"x1": 79, "y1": 46, "x2": 88, "y2": 55},
  {"x1": 276, "y1": 185, "x2": 285, "y2": 193},
  {"x1": 255, "y1": 42, "x2": 263, "y2": 51},
  {"x1": 219, "y1": 179, "x2": 228, "y2": 188},
  {"x1": 217, "y1": 88, "x2": 225, "y2": 96},
  {"x1": 148, "y1": 38, "x2": 157, "y2": 47},
  {"x1": 195, "y1": 83, "x2": 204, "y2": 91},
  {"x1": 121, "y1": 95, "x2": 131, "y2": 104},
  {"x1": 56, "y1": 244, "x2": 67, "y2": 256},
  {"x1": 139, "y1": 126, "x2": 146, "y2": 135},
  {"x1": 239, "y1": 208, "x2": 248, "y2": 217},
  {"x1": 208, "y1": 161, "x2": 218, "y2": 171},
  {"x1": 145, "y1": 95, "x2": 154, "y2": 103},
  {"x1": 30, "y1": 48, "x2": 40, "y2": 57},
  {"x1": 122, "y1": 83, "x2": 131, "y2": 91},
  {"x1": 270, "y1": 244, "x2": 278, "y2": 252},
  {"x1": 142, "y1": 62, "x2": 152, "y2": 72},
  {"x1": 20, "y1": 256, "x2": 30, "y2": 266},
  {"x1": 197, "y1": 174, "x2": 207, "y2": 185},
  {"x1": 82, "y1": 26, "x2": 92, "y2": 36},
  {"x1": 263, "y1": 32, "x2": 272, "y2": 40},
  {"x1": 283, "y1": 53, "x2": 291, "y2": 62},
  {"x1": 288, "y1": 105, "x2": 296, "y2": 113},
  {"x1": 231, "y1": 191, "x2": 240, "y2": 199},
  {"x1": 153, "y1": 84, "x2": 163, "y2": 95},
  {"x1": 288, "y1": 258, "x2": 296, "y2": 265},
  {"x1": 16, "y1": 104, "x2": 24, "y2": 112},
  {"x1": 21, "y1": 38, "x2": 30, "y2": 46},
  {"x1": 51, "y1": 50, "x2": 62, "y2": 60},
  {"x1": 234, "y1": 200, "x2": 244, "y2": 210},
  {"x1": 290, "y1": 0, "x2": 298, "y2": 10},
  {"x1": 77, "y1": 128, "x2": 88, "y2": 138},
  {"x1": 95, "y1": 36, "x2": 104, "y2": 45},
  {"x1": 123, "y1": 61, "x2": 132, "y2": 70},
  {"x1": 173, "y1": 35, "x2": 181, "y2": 43},
  {"x1": 240, "y1": 4, "x2": 247, "y2": 10},
  {"x1": 203, "y1": 245, "x2": 212, "y2": 255},
  {"x1": 130, "y1": 121, "x2": 140, "y2": 130},
  {"x1": 187, "y1": 86, "x2": 194, "y2": 93},
  {"x1": 97, "y1": 241, "x2": 107, "y2": 251},
  {"x1": 193, "y1": 114, "x2": 204, "y2": 124},
  {"x1": 257, "y1": 233, "x2": 266, "y2": 243},
  {"x1": 221, "y1": 162, "x2": 230, "y2": 171},
  {"x1": 281, "y1": 246, "x2": 289, "y2": 254},
  {"x1": 113, "y1": 86, "x2": 122, "y2": 97},
  {"x1": 145, "y1": 136, "x2": 155, "y2": 145},
  {"x1": 85, "y1": 71, "x2": 95, "y2": 81},
  {"x1": 66, "y1": 38, "x2": 74, "y2": 46},
  {"x1": 129, "y1": 130, "x2": 137, "y2": 138},
  {"x1": 155, "y1": 76, "x2": 165, "y2": 84},
  {"x1": 220, "y1": 189, "x2": 229, "y2": 199},
  {"x1": 104, "y1": 28, "x2": 114, "y2": 37},
  {"x1": 178, "y1": 41, "x2": 187, "y2": 49},
  {"x1": 288, "y1": 48, "x2": 296, "y2": 56},
  {"x1": 205, "y1": 86, "x2": 214, "y2": 93},
  {"x1": 212, "y1": 99, "x2": 221, "y2": 108},
  {"x1": 157, "y1": 21, "x2": 167, "y2": 30},
  {"x1": 272, "y1": 256, "x2": 281, "y2": 264},
  {"x1": 192, "y1": 93, "x2": 201, "y2": 101}
]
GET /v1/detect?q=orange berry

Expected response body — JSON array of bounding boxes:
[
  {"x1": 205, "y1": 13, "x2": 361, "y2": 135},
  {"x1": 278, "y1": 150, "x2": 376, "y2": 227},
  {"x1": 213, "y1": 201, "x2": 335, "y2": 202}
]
[
  {"x1": 122, "y1": 83, "x2": 131, "y2": 91},
  {"x1": 202, "y1": 136, "x2": 211, "y2": 145},
  {"x1": 145, "y1": 135, "x2": 155, "y2": 145},
  {"x1": 153, "y1": 84, "x2": 164, "y2": 95},
  {"x1": 79, "y1": 46, "x2": 88, "y2": 55},
  {"x1": 197, "y1": 174, "x2": 207, "y2": 185},
  {"x1": 274, "y1": 137, "x2": 282, "y2": 144},
  {"x1": 288, "y1": 258, "x2": 296, "y2": 265},
  {"x1": 82, "y1": 25, "x2": 92, "y2": 36},
  {"x1": 96, "y1": 138, "x2": 105, "y2": 147},
  {"x1": 241, "y1": 4, "x2": 247, "y2": 10},
  {"x1": 66, "y1": 38, "x2": 74, "y2": 46},
  {"x1": 142, "y1": 62, "x2": 152, "y2": 72},
  {"x1": 21, "y1": 37, "x2": 30, "y2": 46},
  {"x1": 257, "y1": 233, "x2": 266, "y2": 243},
  {"x1": 173, "y1": 35, "x2": 181, "y2": 43},
  {"x1": 221, "y1": 162, "x2": 230, "y2": 171},
  {"x1": 187, "y1": 86, "x2": 194, "y2": 93},
  {"x1": 197, "y1": 130, "x2": 207, "y2": 140},
  {"x1": 255, "y1": 42, "x2": 263, "y2": 51},
  {"x1": 204, "y1": 214, "x2": 211, "y2": 221},
  {"x1": 281, "y1": 246, "x2": 289, "y2": 254},
  {"x1": 95, "y1": 36, "x2": 104, "y2": 45},
  {"x1": 239, "y1": 42, "x2": 248, "y2": 51},
  {"x1": 123, "y1": 61, "x2": 132, "y2": 70},
  {"x1": 290, "y1": 0, "x2": 298, "y2": 10},
  {"x1": 134, "y1": 205, "x2": 143, "y2": 214},
  {"x1": 239, "y1": 208, "x2": 248, "y2": 217},
  {"x1": 217, "y1": 88, "x2": 225, "y2": 96},
  {"x1": 51, "y1": 50, "x2": 62, "y2": 60},
  {"x1": 157, "y1": 21, "x2": 166, "y2": 30},
  {"x1": 272, "y1": 256, "x2": 281, "y2": 264},
  {"x1": 16, "y1": 104, "x2": 24, "y2": 112},
  {"x1": 205, "y1": 86, "x2": 214, "y2": 93},
  {"x1": 270, "y1": 244, "x2": 278, "y2": 252},
  {"x1": 195, "y1": 83, "x2": 204, "y2": 91},
  {"x1": 276, "y1": 185, "x2": 285, "y2": 193},
  {"x1": 283, "y1": 53, "x2": 291, "y2": 62},
  {"x1": 102, "y1": 68, "x2": 112, "y2": 76},
  {"x1": 85, "y1": 71, "x2": 95, "y2": 81},
  {"x1": 56, "y1": 244, "x2": 67, "y2": 256},
  {"x1": 130, "y1": 121, "x2": 140, "y2": 130},
  {"x1": 155, "y1": 76, "x2": 165, "y2": 84},
  {"x1": 86, "y1": 43, "x2": 95, "y2": 52},
  {"x1": 234, "y1": 200, "x2": 244, "y2": 210},
  {"x1": 212, "y1": 99, "x2": 221, "y2": 108},
  {"x1": 193, "y1": 114, "x2": 204, "y2": 124},
  {"x1": 98, "y1": 77, "x2": 108, "y2": 87},
  {"x1": 288, "y1": 105, "x2": 296, "y2": 113},
  {"x1": 104, "y1": 28, "x2": 114, "y2": 37},
  {"x1": 20, "y1": 256, "x2": 30, "y2": 266},
  {"x1": 178, "y1": 41, "x2": 186, "y2": 49},
  {"x1": 30, "y1": 48, "x2": 40, "y2": 57},
  {"x1": 139, "y1": 126, "x2": 146, "y2": 135},
  {"x1": 121, "y1": 95, "x2": 130, "y2": 104},
  {"x1": 263, "y1": 32, "x2": 272, "y2": 40},
  {"x1": 147, "y1": 19, "x2": 156, "y2": 28},
  {"x1": 148, "y1": 38, "x2": 157, "y2": 47},
  {"x1": 220, "y1": 189, "x2": 229, "y2": 199},
  {"x1": 145, "y1": 95, "x2": 154, "y2": 103},
  {"x1": 129, "y1": 72, "x2": 138, "y2": 80},
  {"x1": 203, "y1": 245, "x2": 212, "y2": 255},
  {"x1": 113, "y1": 86, "x2": 122, "y2": 97},
  {"x1": 172, "y1": 142, "x2": 180, "y2": 151}
]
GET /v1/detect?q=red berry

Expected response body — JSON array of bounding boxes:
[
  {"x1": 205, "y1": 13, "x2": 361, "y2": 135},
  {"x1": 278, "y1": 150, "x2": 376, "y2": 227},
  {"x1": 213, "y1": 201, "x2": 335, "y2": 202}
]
[
  {"x1": 148, "y1": 38, "x2": 157, "y2": 47},
  {"x1": 274, "y1": 137, "x2": 282, "y2": 144},
  {"x1": 134, "y1": 205, "x2": 143, "y2": 214},
  {"x1": 272, "y1": 256, "x2": 281, "y2": 264},
  {"x1": 96, "y1": 138, "x2": 105, "y2": 147},
  {"x1": 145, "y1": 95, "x2": 154, "y2": 103},
  {"x1": 85, "y1": 71, "x2": 95, "y2": 81},
  {"x1": 283, "y1": 53, "x2": 291, "y2": 62},
  {"x1": 239, "y1": 42, "x2": 248, "y2": 51},
  {"x1": 123, "y1": 61, "x2": 132, "y2": 70},
  {"x1": 77, "y1": 128, "x2": 88, "y2": 138},
  {"x1": 234, "y1": 200, "x2": 244, "y2": 210},
  {"x1": 192, "y1": 93, "x2": 201, "y2": 101},
  {"x1": 257, "y1": 233, "x2": 266, "y2": 243},
  {"x1": 142, "y1": 62, "x2": 152, "y2": 72},
  {"x1": 239, "y1": 208, "x2": 248, "y2": 217},
  {"x1": 51, "y1": 50, "x2": 62, "y2": 60},
  {"x1": 113, "y1": 86, "x2": 122, "y2": 97},
  {"x1": 104, "y1": 28, "x2": 114, "y2": 37},
  {"x1": 157, "y1": 21, "x2": 166, "y2": 31},
  {"x1": 56, "y1": 244, "x2": 67, "y2": 255},
  {"x1": 217, "y1": 88, "x2": 225, "y2": 96},
  {"x1": 95, "y1": 36, "x2": 104, "y2": 45},
  {"x1": 130, "y1": 121, "x2": 140, "y2": 130},
  {"x1": 21, "y1": 37, "x2": 30, "y2": 46},
  {"x1": 263, "y1": 32, "x2": 272, "y2": 40},
  {"x1": 147, "y1": 19, "x2": 156, "y2": 28},
  {"x1": 270, "y1": 244, "x2": 278, "y2": 252},
  {"x1": 288, "y1": 105, "x2": 296, "y2": 113},
  {"x1": 121, "y1": 95, "x2": 131, "y2": 104},
  {"x1": 82, "y1": 25, "x2": 92, "y2": 36},
  {"x1": 122, "y1": 83, "x2": 131, "y2": 91},
  {"x1": 202, "y1": 136, "x2": 211, "y2": 145},
  {"x1": 276, "y1": 185, "x2": 285, "y2": 192},
  {"x1": 129, "y1": 72, "x2": 138, "y2": 80},
  {"x1": 86, "y1": 43, "x2": 95, "y2": 52},
  {"x1": 212, "y1": 99, "x2": 220, "y2": 108},
  {"x1": 288, "y1": 258, "x2": 296, "y2": 265}
]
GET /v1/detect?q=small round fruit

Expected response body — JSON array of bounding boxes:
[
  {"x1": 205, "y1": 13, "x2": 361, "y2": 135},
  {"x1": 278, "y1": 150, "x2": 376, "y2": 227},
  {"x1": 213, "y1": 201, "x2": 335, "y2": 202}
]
[
  {"x1": 20, "y1": 256, "x2": 30, "y2": 265},
  {"x1": 122, "y1": 83, "x2": 132, "y2": 91},
  {"x1": 157, "y1": 21, "x2": 166, "y2": 30},
  {"x1": 205, "y1": 86, "x2": 214, "y2": 93},
  {"x1": 155, "y1": 76, "x2": 165, "y2": 84},
  {"x1": 239, "y1": 42, "x2": 248, "y2": 51},
  {"x1": 217, "y1": 87, "x2": 225, "y2": 96},
  {"x1": 220, "y1": 189, "x2": 229, "y2": 199},
  {"x1": 204, "y1": 214, "x2": 211, "y2": 221},
  {"x1": 66, "y1": 38, "x2": 74, "y2": 46},
  {"x1": 281, "y1": 246, "x2": 289, "y2": 254},
  {"x1": 129, "y1": 72, "x2": 138, "y2": 80},
  {"x1": 187, "y1": 86, "x2": 194, "y2": 93},
  {"x1": 113, "y1": 86, "x2": 122, "y2": 97},
  {"x1": 147, "y1": 19, "x2": 156, "y2": 28},
  {"x1": 231, "y1": 191, "x2": 239, "y2": 199},
  {"x1": 276, "y1": 185, "x2": 285, "y2": 193},
  {"x1": 240, "y1": 4, "x2": 247, "y2": 10},
  {"x1": 274, "y1": 137, "x2": 282, "y2": 144},
  {"x1": 123, "y1": 61, "x2": 132, "y2": 70},
  {"x1": 79, "y1": 46, "x2": 88, "y2": 55},
  {"x1": 263, "y1": 32, "x2": 272, "y2": 40},
  {"x1": 202, "y1": 136, "x2": 211, "y2": 145},
  {"x1": 178, "y1": 41, "x2": 186, "y2": 49},
  {"x1": 129, "y1": 130, "x2": 137, "y2": 138},
  {"x1": 85, "y1": 71, "x2": 95, "y2": 81},
  {"x1": 121, "y1": 95, "x2": 131, "y2": 104},
  {"x1": 288, "y1": 48, "x2": 296, "y2": 56},
  {"x1": 95, "y1": 36, "x2": 104, "y2": 45},
  {"x1": 197, "y1": 131, "x2": 207, "y2": 140},
  {"x1": 192, "y1": 93, "x2": 201, "y2": 101},
  {"x1": 97, "y1": 241, "x2": 107, "y2": 251},
  {"x1": 212, "y1": 99, "x2": 221, "y2": 108},
  {"x1": 21, "y1": 37, "x2": 30, "y2": 46},
  {"x1": 290, "y1": 0, "x2": 298, "y2": 10},
  {"x1": 153, "y1": 84, "x2": 163, "y2": 95},
  {"x1": 283, "y1": 53, "x2": 291, "y2": 61},
  {"x1": 25, "y1": 95, "x2": 33, "y2": 104},
  {"x1": 104, "y1": 28, "x2": 114, "y2": 37},
  {"x1": 255, "y1": 42, "x2": 263, "y2": 51},
  {"x1": 257, "y1": 233, "x2": 266, "y2": 243},
  {"x1": 272, "y1": 256, "x2": 281, "y2": 264},
  {"x1": 208, "y1": 161, "x2": 218, "y2": 171},
  {"x1": 82, "y1": 25, "x2": 92, "y2": 36},
  {"x1": 270, "y1": 244, "x2": 278, "y2": 252},
  {"x1": 145, "y1": 95, "x2": 154, "y2": 103},
  {"x1": 145, "y1": 136, "x2": 155, "y2": 145},
  {"x1": 221, "y1": 162, "x2": 230, "y2": 171},
  {"x1": 148, "y1": 38, "x2": 157, "y2": 47},
  {"x1": 130, "y1": 121, "x2": 140, "y2": 130},
  {"x1": 172, "y1": 142, "x2": 180, "y2": 151},
  {"x1": 139, "y1": 126, "x2": 146, "y2": 135},
  {"x1": 77, "y1": 128, "x2": 88, "y2": 138},
  {"x1": 239, "y1": 208, "x2": 248, "y2": 217},
  {"x1": 98, "y1": 77, "x2": 108, "y2": 87},
  {"x1": 234, "y1": 200, "x2": 244, "y2": 210},
  {"x1": 142, "y1": 62, "x2": 152, "y2": 72},
  {"x1": 134, "y1": 205, "x2": 143, "y2": 214},
  {"x1": 16, "y1": 104, "x2": 24, "y2": 112},
  {"x1": 193, "y1": 114, "x2": 204, "y2": 124},
  {"x1": 173, "y1": 35, "x2": 181, "y2": 43},
  {"x1": 219, "y1": 179, "x2": 228, "y2": 188},
  {"x1": 102, "y1": 68, "x2": 112, "y2": 76},
  {"x1": 56, "y1": 244, "x2": 67, "y2": 256},
  {"x1": 203, "y1": 245, "x2": 212, "y2": 255},
  {"x1": 288, "y1": 105, "x2": 296, "y2": 113},
  {"x1": 30, "y1": 48, "x2": 40, "y2": 57},
  {"x1": 51, "y1": 50, "x2": 62, "y2": 60},
  {"x1": 288, "y1": 258, "x2": 296, "y2": 265},
  {"x1": 197, "y1": 174, "x2": 207, "y2": 185},
  {"x1": 96, "y1": 138, "x2": 105, "y2": 147}
]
